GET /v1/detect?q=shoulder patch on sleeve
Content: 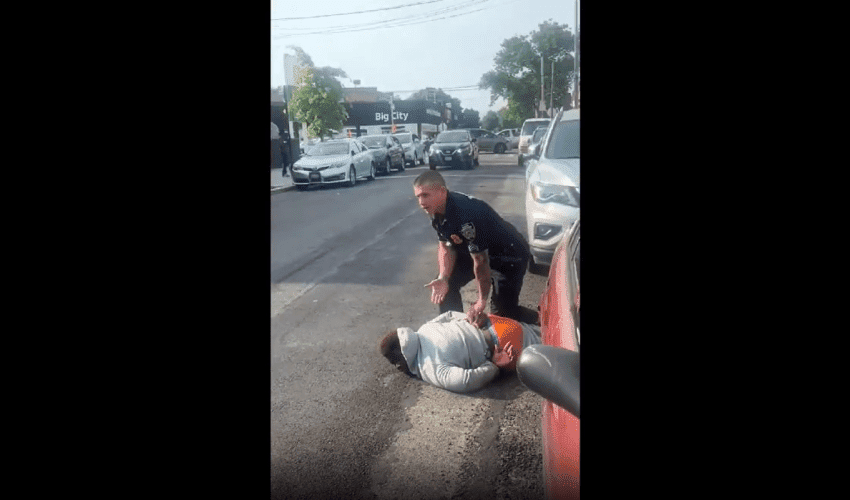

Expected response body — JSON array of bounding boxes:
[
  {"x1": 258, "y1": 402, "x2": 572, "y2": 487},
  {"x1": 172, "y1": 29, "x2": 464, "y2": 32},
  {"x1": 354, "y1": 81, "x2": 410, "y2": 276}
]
[{"x1": 460, "y1": 222, "x2": 476, "y2": 241}]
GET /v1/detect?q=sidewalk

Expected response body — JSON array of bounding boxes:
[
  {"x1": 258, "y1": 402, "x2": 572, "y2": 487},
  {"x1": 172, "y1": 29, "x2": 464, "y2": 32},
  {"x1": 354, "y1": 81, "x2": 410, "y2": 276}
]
[{"x1": 271, "y1": 167, "x2": 296, "y2": 194}]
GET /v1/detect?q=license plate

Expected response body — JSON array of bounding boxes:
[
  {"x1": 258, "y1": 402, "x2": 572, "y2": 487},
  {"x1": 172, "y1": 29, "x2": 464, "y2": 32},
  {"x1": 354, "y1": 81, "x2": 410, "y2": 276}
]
[{"x1": 309, "y1": 173, "x2": 321, "y2": 182}]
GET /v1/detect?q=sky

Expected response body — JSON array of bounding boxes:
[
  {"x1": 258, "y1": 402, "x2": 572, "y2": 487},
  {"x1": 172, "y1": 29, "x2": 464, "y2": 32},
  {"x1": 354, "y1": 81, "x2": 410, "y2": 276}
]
[{"x1": 271, "y1": 0, "x2": 578, "y2": 117}]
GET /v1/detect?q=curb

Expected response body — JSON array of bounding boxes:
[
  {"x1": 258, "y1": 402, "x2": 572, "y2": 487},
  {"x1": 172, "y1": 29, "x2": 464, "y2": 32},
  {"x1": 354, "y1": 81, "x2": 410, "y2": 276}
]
[{"x1": 271, "y1": 185, "x2": 296, "y2": 195}]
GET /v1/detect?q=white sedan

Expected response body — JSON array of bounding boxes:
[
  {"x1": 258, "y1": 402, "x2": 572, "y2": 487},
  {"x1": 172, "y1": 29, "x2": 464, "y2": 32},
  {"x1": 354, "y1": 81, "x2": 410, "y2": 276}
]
[
  {"x1": 393, "y1": 132, "x2": 426, "y2": 166},
  {"x1": 525, "y1": 109, "x2": 580, "y2": 271},
  {"x1": 292, "y1": 138, "x2": 376, "y2": 191}
]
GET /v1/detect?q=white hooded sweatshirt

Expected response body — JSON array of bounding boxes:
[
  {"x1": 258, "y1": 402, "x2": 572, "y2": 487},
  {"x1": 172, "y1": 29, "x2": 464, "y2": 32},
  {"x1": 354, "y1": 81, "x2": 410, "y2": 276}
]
[{"x1": 396, "y1": 311, "x2": 500, "y2": 393}]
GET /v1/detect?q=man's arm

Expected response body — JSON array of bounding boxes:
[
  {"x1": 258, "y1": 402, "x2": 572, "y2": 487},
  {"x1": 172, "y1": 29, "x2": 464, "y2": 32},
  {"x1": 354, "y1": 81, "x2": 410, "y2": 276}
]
[
  {"x1": 425, "y1": 241, "x2": 456, "y2": 303},
  {"x1": 437, "y1": 240, "x2": 456, "y2": 281},
  {"x1": 434, "y1": 361, "x2": 499, "y2": 393},
  {"x1": 433, "y1": 342, "x2": 518, "y2": 393},
  {"x1": 467, "y1": 251, "x2": 492, "y2": 325}
]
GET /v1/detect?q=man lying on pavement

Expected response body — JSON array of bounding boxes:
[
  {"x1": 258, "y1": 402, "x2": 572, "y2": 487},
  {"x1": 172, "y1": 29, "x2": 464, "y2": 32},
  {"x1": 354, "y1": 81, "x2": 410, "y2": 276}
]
[{"x1": 378, "y1": 311, "x2": 542, "y2": 393}]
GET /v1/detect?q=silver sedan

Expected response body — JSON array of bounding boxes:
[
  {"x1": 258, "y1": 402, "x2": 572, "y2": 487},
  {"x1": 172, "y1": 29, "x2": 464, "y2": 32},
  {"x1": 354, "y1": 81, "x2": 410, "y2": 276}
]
[{"x1": 292, "y1": 138, "x2": 376, "y2": 191}]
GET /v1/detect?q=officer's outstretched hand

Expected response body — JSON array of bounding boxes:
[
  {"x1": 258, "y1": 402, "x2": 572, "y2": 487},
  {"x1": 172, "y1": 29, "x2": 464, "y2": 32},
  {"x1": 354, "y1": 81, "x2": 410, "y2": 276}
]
[{"x1": 424, "y1": 278, "x2": 449, "y2": 304}]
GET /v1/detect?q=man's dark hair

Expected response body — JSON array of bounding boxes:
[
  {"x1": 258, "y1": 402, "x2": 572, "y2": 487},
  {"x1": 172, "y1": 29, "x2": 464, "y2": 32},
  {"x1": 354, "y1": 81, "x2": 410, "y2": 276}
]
[{"x1": 379, "y1": 330, "x2": 413, "y2": 376}]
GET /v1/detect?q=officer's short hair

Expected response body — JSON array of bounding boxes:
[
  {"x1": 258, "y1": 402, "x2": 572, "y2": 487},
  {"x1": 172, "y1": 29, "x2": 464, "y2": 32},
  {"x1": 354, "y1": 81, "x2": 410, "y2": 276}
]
[{"x1": 413, "y1": 170, "x2": 446, "y2": 189}]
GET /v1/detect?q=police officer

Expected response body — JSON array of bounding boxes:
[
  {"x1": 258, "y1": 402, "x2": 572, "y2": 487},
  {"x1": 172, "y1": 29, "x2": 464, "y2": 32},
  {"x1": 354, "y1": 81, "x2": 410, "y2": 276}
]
[{"x1": 413, "y1": 170, "x2": 530, "y2": 327}]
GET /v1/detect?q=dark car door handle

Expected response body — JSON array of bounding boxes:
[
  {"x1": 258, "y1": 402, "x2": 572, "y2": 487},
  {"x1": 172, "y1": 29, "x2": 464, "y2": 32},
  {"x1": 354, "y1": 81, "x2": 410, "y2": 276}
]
[{"x1": 517, "y1": 345, "x2": 580, "y2": 418}]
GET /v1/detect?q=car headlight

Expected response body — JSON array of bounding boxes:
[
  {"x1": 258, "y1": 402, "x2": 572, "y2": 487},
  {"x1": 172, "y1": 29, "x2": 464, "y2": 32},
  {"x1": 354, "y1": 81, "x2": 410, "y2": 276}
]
[
  {"x1": 530, "y1": 182, "x2": 580, "y2": 207},
  {"x1": 455, "y1": 143, "x2": 470, "y2": 154}
]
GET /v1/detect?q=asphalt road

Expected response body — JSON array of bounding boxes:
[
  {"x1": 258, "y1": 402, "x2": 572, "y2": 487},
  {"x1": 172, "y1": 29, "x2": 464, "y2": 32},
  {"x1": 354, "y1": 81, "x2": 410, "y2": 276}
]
[{"x1": 271, "y1": 152, "x2": 548, "y2": 500}]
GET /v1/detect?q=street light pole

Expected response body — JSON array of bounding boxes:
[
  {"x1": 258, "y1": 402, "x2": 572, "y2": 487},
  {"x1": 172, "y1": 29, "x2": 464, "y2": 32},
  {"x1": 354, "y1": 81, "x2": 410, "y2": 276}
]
[
  {"x1": 540, "y1": 55, "x2": 545, "y2": 118},
  {"x1": 550, "y1": 58, "x2": 555, "y2": 115}
]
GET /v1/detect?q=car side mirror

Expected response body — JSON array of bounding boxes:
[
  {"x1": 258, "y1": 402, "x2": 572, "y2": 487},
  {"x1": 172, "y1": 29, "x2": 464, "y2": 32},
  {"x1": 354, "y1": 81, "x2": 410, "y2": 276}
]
[
  {"x1": 517, "y1": 345, "x2": 580, "y2": 418},
  {"x1": 471, "y1": 137, "x2": 477, "y2": 142},
  {"x1": 351, "y1": 151, "x2": 355, "y2": 156}
]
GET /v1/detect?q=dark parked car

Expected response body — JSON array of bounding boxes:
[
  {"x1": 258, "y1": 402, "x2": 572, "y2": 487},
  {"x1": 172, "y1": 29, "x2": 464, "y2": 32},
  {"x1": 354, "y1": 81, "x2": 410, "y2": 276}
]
[
  {"x1": 359, "y1": 134, "x2": 406, "y2": 174},
  {"x1": 466, "y1": 128, "x2": 509, "y2": 154},
  {"x1": 428, "y1": 129, "x2": 479, "y2": 170},
  {"x1": 517, "y1": 219, "x2": 580, "y2": 499}
]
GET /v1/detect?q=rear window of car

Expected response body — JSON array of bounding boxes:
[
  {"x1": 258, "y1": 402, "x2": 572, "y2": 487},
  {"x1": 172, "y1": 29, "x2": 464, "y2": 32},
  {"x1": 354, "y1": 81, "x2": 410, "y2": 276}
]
[
  {"x1": 306, "y1": 142, "x2": 349, "y2": 156},
  {"x1": 521, "y1": 120, "x2": 550, "y2": 136},
  {"x1": 545, "y1": 119, "x2": 580, "y2": 159},
  {"x1": 436, "y1": 131, "x2": 469, "y2": 142},
  {"x1": 361, "y1": 136, "x2": 386, "y2": 148}
]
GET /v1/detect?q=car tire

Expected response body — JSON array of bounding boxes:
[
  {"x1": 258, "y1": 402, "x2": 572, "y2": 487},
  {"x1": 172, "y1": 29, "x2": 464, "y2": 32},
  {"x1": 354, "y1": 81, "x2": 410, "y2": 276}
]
[
  {"x1": 369, "y1": 161, "x2": 376, "y2": 180},
  {"x1": 494, "y1": 143, "x2": 506, "y2": 154},
  {"x1": 528, "y1": 257, "x2": 548, "y2": 276},
  {"x1": 348, "y1": 166, "x2": 356, "y2": 187}
]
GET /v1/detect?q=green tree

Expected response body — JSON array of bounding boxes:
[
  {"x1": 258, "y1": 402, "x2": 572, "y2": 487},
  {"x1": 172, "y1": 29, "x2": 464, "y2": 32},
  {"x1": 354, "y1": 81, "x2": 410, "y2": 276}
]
[
  {"x1": 407, "y1": 88, "x2": 463, "y2": 114},
  {"x1": 287, "y1": 46, "x2": 349, "y2": 140},
  {"x1": 479, "y1": 20, "x2": 576, "y2": 120},
  {"x1": 407, "y1": 88, "x2": 465, "y2": 128},
  {"x1": 481, "y1": 110, "x2": 500, "y2": 130},
  {"x1": 497, "y1": 108, "x2": 522, "y2": 130}
]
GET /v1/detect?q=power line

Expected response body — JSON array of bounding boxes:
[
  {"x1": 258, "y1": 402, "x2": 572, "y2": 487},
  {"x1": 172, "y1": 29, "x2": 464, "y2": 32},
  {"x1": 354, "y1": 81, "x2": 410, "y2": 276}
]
[
  {"x1": 272, "y1": 0, "x2": 504, "y2": 38},
  {"x1": 272, "y1": 0, "x2": 448, "y2": 21},
  {"x1": 272, "y1": 0, "x2": 482, "y2": 32}
]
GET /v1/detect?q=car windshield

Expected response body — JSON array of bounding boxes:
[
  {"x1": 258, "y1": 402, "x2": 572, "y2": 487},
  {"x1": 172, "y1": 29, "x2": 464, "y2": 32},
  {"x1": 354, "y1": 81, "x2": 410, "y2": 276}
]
[
  {"x1": 395, "y1": 134, "x2": 412, "y2": 144},
  {"x1": 360, "y1": 136, "x2": 386, "y2": 148},
  {"x1": 521, "y1": 120, "x2": 550, "y2": 136},
  {"x1": 435, "y1": 131, "x2": 468, "y2": 143},
  {"x1": 545, "y1": 119, "x2": 580, "y2": 159},
  {"x1": 306, "y1": 142, "x2": 349, "y2": 156}
]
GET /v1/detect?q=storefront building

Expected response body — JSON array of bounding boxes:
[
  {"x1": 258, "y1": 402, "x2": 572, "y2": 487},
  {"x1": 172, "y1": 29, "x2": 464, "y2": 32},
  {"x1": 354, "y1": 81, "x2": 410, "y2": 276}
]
[{"x1": 340, "y1": 100, "x2": 455, "y2": 139}]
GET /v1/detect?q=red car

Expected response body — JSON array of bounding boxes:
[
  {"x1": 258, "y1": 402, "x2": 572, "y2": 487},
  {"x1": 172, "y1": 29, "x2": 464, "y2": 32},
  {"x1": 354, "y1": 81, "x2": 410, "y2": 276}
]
[{"x1": 517, "y1": 218, "x2": 580, "y2": 499}]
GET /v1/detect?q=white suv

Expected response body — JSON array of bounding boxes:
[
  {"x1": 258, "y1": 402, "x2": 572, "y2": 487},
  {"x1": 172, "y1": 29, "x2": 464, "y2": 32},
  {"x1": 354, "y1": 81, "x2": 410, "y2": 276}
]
[{"x1": 524, "y1": 109, "x2": 579, "y2": 270}]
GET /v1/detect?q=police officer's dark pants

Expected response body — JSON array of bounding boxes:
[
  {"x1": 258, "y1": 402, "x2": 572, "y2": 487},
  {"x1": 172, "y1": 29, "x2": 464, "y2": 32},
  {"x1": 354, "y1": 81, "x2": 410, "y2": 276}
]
[{"x1": 439, "y1": 254, "x2": 528, "y2": 321}]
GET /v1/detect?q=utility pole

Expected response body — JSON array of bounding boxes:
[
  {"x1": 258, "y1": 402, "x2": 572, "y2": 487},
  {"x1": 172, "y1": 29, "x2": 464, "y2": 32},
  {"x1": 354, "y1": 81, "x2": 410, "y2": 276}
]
[
  {"x1": 540, "y1": 55, "x2": 545, "y2": 118},
  {"x1": 550, "y1": 58, "x2": 555, "y2": 115}
]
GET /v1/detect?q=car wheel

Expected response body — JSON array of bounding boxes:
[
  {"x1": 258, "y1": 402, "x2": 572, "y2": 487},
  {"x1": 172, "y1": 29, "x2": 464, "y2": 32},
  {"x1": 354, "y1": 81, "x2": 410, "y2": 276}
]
[
  {"x1": 398, "y1": 155, "x2": 406, "y2": 171},
  {"x1": 368, "y1": 161, "x2": 376, "y2": 180},
  {"x1": 528, "y1": 257, "x2": 548, "y2": 276},
  {"x1": 494, "y1": 143, "x2": 506, "y2": 154},
  {"x1": 348, "y1": 166, "x2": 356, "y2": 187}
]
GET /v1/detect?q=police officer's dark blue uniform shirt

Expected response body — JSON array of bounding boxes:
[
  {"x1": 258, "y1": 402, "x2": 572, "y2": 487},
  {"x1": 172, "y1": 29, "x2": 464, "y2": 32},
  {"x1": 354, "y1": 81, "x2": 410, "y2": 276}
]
[{"x1": 430, "y1": 191, "x2": 529, "y2": 268}]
